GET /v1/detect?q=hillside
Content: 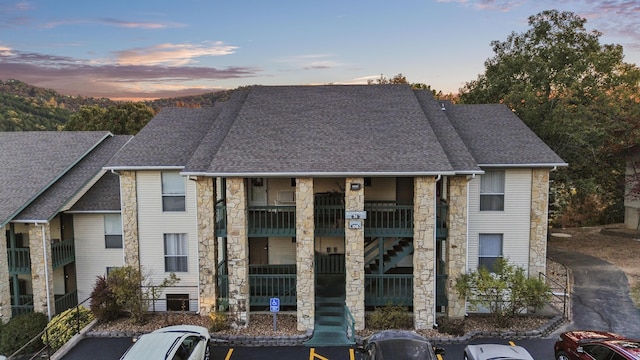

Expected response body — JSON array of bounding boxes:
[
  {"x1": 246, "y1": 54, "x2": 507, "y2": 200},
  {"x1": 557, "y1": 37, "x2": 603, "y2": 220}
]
[{"x1": 0, "y1": 79, "x2": 233, "y2": 132}]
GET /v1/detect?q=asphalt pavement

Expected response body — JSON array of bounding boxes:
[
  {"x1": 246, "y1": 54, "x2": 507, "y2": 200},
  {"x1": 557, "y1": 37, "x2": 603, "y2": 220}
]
[{"x1": 548, "y1": 248, "x2": 640, "y2": 338}]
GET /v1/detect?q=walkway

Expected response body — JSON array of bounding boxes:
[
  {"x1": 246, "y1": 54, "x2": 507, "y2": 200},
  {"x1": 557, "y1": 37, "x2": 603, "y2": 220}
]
[{"x1": 547, "y1": 248, "x2": 640, "y2": 338}]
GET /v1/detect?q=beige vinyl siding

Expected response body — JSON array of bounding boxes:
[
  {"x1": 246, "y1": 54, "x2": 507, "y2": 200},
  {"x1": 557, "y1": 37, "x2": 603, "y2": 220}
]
[
  {"x1": 467, "y1": 169, "x2": 532, "y2": 271},
  {"x1": 73, "y1": 213, "x2": 124, "y2": 305},
  {"x1": 268, "y1": 237, "x2": 296, "y2": 264},
  {"x1": 136, "y1": 171, "x2": 198, "y2": 309}
]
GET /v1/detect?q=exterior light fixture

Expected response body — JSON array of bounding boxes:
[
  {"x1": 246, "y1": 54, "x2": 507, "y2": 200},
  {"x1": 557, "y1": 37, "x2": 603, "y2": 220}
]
[{"x1": 350, "y1": 183, "x2": 361, "y2": 191}]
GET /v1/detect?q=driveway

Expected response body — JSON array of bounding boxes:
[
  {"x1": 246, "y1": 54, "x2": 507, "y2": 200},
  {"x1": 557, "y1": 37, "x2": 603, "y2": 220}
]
[{"x1": 547, "y1": 248, "x2": 640, "y2": 338}]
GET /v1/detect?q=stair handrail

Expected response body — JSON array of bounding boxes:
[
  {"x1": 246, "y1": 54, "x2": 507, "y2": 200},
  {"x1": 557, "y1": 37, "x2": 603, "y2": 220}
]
[{"x1": 344, "y1": 305, "x2": 356, "y2": 342}]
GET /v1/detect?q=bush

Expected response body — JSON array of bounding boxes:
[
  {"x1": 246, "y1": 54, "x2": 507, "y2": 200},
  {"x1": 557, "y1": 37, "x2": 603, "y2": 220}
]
[
  {"x1": 0, "y1": 312, "x2": 48, "y2": 356},
  {"x1": 367, "y1": 304, "x2": 412, "y2": 329},
  {"x1": 90, "y1": 275, "x2": 121, "y2": 321},
  {"x1": 42, "y1": 307, "x2": 95, "y2": 350},
  {"x1": 208, "y1": 311, "x2": 229, "y2": 332},
  {"x1": 455, "y1": 258, "x2": 551, "y2": 327}
]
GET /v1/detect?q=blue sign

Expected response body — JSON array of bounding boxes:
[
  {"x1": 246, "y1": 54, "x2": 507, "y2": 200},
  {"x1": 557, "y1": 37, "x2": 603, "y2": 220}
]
[{"x1": 270, "y1": 297, "x2": 280, "y2": 312}]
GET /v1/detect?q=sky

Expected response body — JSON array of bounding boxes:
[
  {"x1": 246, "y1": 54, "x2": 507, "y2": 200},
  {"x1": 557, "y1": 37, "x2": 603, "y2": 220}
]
[{"x1": 1, "y1": 0, "x2": 639, "y2": 101}]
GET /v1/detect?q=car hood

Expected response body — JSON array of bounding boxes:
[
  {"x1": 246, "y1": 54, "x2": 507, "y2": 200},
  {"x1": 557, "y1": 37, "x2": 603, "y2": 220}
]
[{"x1": 466, "y1": 344, "x2": 534, "y2": 360}]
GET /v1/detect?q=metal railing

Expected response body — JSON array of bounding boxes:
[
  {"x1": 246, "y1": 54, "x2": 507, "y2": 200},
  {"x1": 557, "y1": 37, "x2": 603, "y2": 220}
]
[
  {"x1": 539, "y1": 267, "x2": 570, "y2": 320},
  {"x1": 364, "y1": 274, "x2": 413, "y2": 307},
  {"x1": 345, "y1": 305, "x2": 356, "y2": 343},
  {"x1": 248, "y1": 206, "x2": 296, "y2": 236}
]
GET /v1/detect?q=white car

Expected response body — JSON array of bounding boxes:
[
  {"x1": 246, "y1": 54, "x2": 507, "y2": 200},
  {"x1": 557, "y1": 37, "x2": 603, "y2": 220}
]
[
  {"x1": 464, "y1": 344, "x2": 534, "y2": 360},
  {"x1": 119, "y1": 325, "x2": 211, "y2": 360}
]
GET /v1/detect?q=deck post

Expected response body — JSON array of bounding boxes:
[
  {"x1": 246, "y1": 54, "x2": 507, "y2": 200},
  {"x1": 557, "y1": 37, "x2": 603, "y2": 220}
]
[
  {"x1": 445, "y1": 176, "x2": 468, "y2": 319},
  {"x1": 196, "y1": 176, "x2": 218, "y2": 315},
  {"x1": 345, "y1": 177, "x2": 365, "y2": 330},
  {"x1": 0, "y1": 226, "x2": 11, "y2": 322},
  {"x1": 29, "y1": 223, "x2": 55, "y2": 319},
  {"x1": 295, "y1": 177, "x2": 315, "y2": 332},
  {"x1": 226, "y1": 177, "x2": 250, "y2": 328},
  {"x1": 413, "y1": 176, "x2": 436, "y2": 330}
]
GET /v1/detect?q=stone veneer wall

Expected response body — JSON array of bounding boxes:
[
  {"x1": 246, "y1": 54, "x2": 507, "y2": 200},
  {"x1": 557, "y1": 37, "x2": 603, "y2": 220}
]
[
  {"x1": 28, "y1": 223, "x2": 55, "y2": 317},
  {"x1": 225, "y1": 177, "x2": 249, "y2": 328},
  {"x1": 413, "y1": 176, "x2": 436, "y2": 329},
  {"x1": 0, "y1": 227, "x2": 10, "y2": 322},
  {"x1": 445, "y1": 176, "x2": 468, "y2": 319},
  {"x1": 344, "y1": 177, "x2": 365, "y2": 330},
  {"x1": 196, "y1": 177, "x2": 217, "y2": 314},
  {"x1": 295, "y1": 178, "x2": 315, "y2": 331},
  {"x1": 529, "y1": 169, "x2": 550, "y2": 277},
  {"x1": 120, "y1": 170, "x2": 140, "y2": 269}
]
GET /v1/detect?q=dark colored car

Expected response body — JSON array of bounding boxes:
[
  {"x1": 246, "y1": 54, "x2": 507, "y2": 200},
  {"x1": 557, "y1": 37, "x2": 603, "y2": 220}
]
[
  {"x1": 554, "y1": 330, "x2": 640, "y2": 360},
  {"x1": 357, "y1": 330, "x2": 445, "y2": 360}
]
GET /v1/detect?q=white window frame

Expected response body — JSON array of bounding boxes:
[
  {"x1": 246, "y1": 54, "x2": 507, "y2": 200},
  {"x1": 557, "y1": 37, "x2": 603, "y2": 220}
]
[
  {"x1": 162, "y1": 172, "x2": 186, "y2": 212},
  {"x1": 164, "y1": 233, "x2": 188, "y2": 272},
  {"x1": 104, "y1": 214, "x2": 123, "y2": 248},
  {"x1": 480, "y1": 170, "x2": 505, "y2": 211},
  {"x1": 479, "y1": 233, "x2": 503, "y2": 272}
]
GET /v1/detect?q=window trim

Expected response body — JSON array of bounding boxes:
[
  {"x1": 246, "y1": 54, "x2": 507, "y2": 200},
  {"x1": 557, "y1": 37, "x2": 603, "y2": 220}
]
[
  {"x1": 164, "y1": 233, "x2": 188, "y2": 272},
  {"x1": 478, "y1": 233, "x2": 503, "y2": 272},
  {"x1": 480, "y1": 170, "x2": 505, "y2": 211},
  {"x1": 161, "y1": 172, "x2": 186, "y2": 212}
]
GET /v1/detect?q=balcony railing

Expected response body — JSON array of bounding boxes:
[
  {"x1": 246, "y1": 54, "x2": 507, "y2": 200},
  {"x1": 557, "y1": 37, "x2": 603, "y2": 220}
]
[
  {"x1": 52, "y1": 238, "x2": 75, "y2": 268},
  {"x1": 8, "y1": 248, "x2": 31, "y2": 274},
  {"x1": 11, "y1": 294, "x2": 34, "y2": 316},
  {"x1": 214, "y1": 199, "x2": 448, "y2": 239},
  {"x1": 54, "y1": 290, "x2": 78, "y2": 314}
]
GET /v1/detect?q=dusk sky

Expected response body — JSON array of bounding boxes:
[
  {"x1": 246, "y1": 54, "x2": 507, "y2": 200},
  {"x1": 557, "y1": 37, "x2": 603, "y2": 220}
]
[{"x1": 1, "y1": 0, "x2": 639, "y2": 100}]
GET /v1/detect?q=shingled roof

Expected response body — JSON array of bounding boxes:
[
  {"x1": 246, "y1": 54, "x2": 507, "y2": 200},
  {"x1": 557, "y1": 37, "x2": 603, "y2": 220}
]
[
  {"x1": 105, "y1": 85, "x2": 566, "y2": 176},
  {"x1": 0, "y1": 131, "x2": 119, "y2": 227}
]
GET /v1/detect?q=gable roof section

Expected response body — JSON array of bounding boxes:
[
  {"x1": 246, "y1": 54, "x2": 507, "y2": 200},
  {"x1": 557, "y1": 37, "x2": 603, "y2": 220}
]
[
  {"x1": 104, "y1": 107, "x2": 223, "y2": 170},
  {"x1": 67, "y1": 170, "x2": 121, "y2": 212},
  {"x1": 444, "y1": 104, "x2": 567, "y2": 167},
  {"x1": 0, "y1": 131, "x2": 112, "y2": 227},
  {"x1": 106, "y1": 85, "x2": 566, "y2": 177},
  {"x1": 15, "y1": 135, "x2": 132, "y2": 222},
  {"x1": 184, "y1": 85, "x2": 456, "y2": 176}
]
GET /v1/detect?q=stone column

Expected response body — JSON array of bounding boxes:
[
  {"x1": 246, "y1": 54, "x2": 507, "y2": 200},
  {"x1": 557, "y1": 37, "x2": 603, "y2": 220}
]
[
  {"x1": 295, "y1": 178, "x2": 315, "y2": 331},
  {"x1": 529, "y1": 169, "x2": 550, "y2": 278},
  {"x1": 196, "y1": 177, "x2": 218, "y2": 315},
  {"x1": 29, "y1": 223, "x2": 55, "y2": 318},
  {"x1": 226, "y1": 177, "x2": 249, "y2": 328},
  {"x1": 120, "y1": 170, "x2": 140, "y2": 269},
  {"x1": 0, "y1": 227, "x2": 11, "y2": 323},
  {"x1": 413, "y1": 176, "x2": 436, "y2": 329},
  {"x1": 344, "y1": 177, "x2": 365, "y2": 330},
  {"x1": 445, "y1": 176, "x2": 468, "y2": 319}
]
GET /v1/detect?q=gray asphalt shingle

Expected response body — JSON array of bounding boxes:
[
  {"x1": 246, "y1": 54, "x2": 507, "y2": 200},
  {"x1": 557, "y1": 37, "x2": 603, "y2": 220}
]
[{"x1": 0, "y1": 131, "x2": 112, "y2": 226}]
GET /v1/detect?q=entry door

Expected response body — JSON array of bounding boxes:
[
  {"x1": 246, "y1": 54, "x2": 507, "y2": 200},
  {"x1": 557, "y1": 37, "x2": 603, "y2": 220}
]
[
  {"x1": 249, "y1": 178, "x2": 267, "y2": 206},
  {"x1": 249, "y1": 237, "x2": 269, "y2": 265}
]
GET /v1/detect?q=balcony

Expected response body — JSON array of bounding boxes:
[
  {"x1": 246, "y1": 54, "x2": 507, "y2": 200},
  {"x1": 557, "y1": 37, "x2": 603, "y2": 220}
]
[{"x1": 7, "y1": 238, "x2": 75, "y2": 274}]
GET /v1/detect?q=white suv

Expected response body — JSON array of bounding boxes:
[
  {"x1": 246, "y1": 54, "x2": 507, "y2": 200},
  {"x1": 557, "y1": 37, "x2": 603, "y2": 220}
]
[{"x1": 119, "y1": 325, "x2": 211, "y2": 360}]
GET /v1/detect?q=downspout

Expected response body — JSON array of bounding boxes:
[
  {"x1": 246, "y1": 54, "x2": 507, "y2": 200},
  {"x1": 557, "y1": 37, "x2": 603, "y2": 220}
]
[
  {"x1": 433, "y1": 175, "x2": 441, "y2": 328},
  {"x1": 40, "y1": 223, "x2": 52, "y2": 321},
  {"x1": 465, "y1": 174, "x2": 475, "y2": 317}
]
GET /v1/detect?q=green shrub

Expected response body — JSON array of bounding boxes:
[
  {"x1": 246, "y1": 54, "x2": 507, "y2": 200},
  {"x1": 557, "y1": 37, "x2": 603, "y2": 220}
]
[
  {"x1": 90, "y1": 275, "x2": 121, "y2": 321},
  {"x1": 455, "y1": 258, "x2": 552, "y2": 327},
  {"x1": 208, "y1": 311, "x2": 229, "y2": 332},
  {"x1": 367, "y1": 304, "x2": 412, "y2": 329},
  {"x1": 0, "y1": 312, "x2": 48, "y2": 356},
  {"x1": 42, "y1": 307, "x2": 95, "y2": 350}
]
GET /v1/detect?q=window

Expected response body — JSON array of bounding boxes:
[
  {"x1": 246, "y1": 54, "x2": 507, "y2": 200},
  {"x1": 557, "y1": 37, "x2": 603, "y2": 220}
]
[
  {"x1": 164, "y1": 233, "x2": 188, "y2": 272},
  {"x1": 106, "y1": 267, "x2": 119, "y2": 276},
  {"x1": 166, "y1": 293, "x2": 190, "y2": 311},
  {"x1": 480, "y1": 170, "x2": 505, "y2": 211},
  {"x1": 479, "y1": 234, "x2": 503, "y2": 272},
  {"x1": 104, "y1": 214, "x2": 123, "y2": 248},
  {"x1": 162, "y1": 172, "x2": 185, "y2": 212}
]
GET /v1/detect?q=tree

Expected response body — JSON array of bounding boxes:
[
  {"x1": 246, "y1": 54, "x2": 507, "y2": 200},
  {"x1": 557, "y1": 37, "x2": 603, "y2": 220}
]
[
  {"x1": 459, "y1": 10, "x2": 640, "y2": 226},
  {"x1": 65, "y1": 102, "x2": 155, "y2": 135}
]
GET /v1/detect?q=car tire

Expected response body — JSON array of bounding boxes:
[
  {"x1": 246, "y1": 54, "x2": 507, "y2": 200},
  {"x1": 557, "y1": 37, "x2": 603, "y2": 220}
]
[{"x1": 556, "y1": 351, "x2": 570, "y2": 360}]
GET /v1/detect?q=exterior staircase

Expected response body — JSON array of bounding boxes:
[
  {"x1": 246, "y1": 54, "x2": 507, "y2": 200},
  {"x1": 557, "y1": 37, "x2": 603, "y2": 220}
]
[
  {"x1": 364, "y1": 237, "x2": 413, "y2": 274},
  {"x1": 304, "y1": 274, "x2": 354, "y2": 346}
]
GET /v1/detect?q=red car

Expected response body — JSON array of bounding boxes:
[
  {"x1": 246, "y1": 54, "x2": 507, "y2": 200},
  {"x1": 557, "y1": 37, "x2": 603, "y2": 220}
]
[{"x1": 554, "y1": 330, "x2": 640, "y2": 360}]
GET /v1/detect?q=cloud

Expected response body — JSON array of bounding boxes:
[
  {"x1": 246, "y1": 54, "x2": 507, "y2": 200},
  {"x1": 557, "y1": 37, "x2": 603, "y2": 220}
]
[
  {"x1": 434, "y1": 0, "x2": 525, "y2": 11},
  {"x1": 114, "y1": 41, "x2": 238, "y2": 66},
  {"x1": 278, "y1": 54, "x2": 342, "y2": 71},
  {"x1": 0, "y1": 48, "x2": 260, "y2": 98},
  {"x1": 41, "y1": 17, "x2": 184, "y2": 29}
]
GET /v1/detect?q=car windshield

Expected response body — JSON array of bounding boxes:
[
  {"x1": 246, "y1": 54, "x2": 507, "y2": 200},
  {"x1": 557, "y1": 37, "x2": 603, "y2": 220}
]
[{"x1": 377, "y1": 339, "x2": 435, "y2": 359}]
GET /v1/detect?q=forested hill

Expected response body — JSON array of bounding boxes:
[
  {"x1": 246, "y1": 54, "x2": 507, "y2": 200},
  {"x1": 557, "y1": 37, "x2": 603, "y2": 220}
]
[{"x1": 0, "y1": 79, "x2": 233, "y2": 132}]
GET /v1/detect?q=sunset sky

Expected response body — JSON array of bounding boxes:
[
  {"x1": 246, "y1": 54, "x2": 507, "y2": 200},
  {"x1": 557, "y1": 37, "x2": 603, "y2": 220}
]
[{"x1": 1, "y1": 0, "x2": 639, "y2": 100}]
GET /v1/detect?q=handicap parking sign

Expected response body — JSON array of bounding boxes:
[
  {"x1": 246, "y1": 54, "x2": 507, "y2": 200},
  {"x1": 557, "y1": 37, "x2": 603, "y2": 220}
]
[{"x1": 270, "y1": 297, "x2": 280, "y2": 312}]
